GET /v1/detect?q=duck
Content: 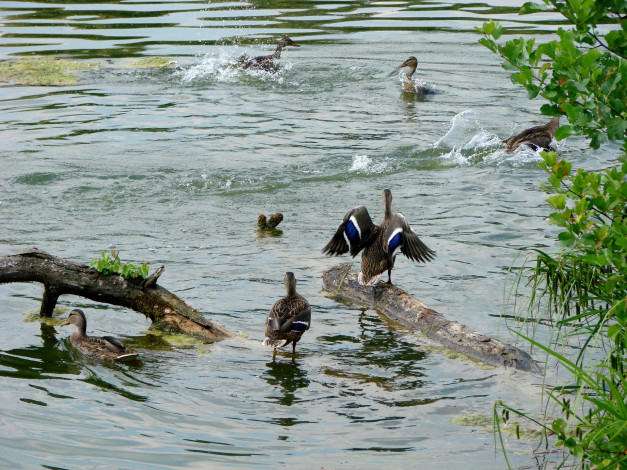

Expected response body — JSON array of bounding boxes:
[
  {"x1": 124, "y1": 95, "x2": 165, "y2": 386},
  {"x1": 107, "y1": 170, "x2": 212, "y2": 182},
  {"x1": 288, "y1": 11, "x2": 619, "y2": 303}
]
[
  {"x1": 241, "y1": 37, "x2": 301, "y2": 72},
  {"x1": 257, "y1": 212, "x2": 283, "y2": 231},
  {"x1": 263, "y1": 272, "x2": 311, "y2": 355},
  {"x1": 61, "y1": 309, "x2": 138, "y2": 361},
  {"x1": 322, "y1": 189, "x2": 435, "y2": 286},
  {"x1": 397, "y1": 56, "x2": 433, "y2": 94},
  {"x1": 504, "y1": 116, "x2": 560, "y2": 152}
]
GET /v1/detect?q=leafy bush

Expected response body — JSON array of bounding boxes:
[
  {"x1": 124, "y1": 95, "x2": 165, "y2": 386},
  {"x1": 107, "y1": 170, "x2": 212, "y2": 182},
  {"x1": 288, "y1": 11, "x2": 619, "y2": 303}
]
[
  {"x1": 478, "y1": 0, "x2": 626, "y2": 468},
  {"x1": 90, "y1": 251, "x2": 149, "y2": 280}
]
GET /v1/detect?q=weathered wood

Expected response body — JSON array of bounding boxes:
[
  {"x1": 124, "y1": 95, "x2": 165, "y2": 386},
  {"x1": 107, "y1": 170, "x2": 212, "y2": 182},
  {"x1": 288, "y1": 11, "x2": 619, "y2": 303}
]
[
  {"x1": 0, "y1": 248, "x2": 234, "y2": 342},
  {"x1": 41, "y1": 285, "x2": 60, "y2": 318},
  {"x1": 322, "y1": 264, "x2": 538, "y2": 372}
]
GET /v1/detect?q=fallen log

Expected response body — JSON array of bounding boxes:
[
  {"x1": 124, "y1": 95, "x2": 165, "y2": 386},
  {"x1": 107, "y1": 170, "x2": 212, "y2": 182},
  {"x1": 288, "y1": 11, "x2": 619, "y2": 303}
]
[
  {"x1": 322, "y1": 264, "x2": 538, "y2": 372},
  {"x1": 0, "y1": 248, "x2": 234, "y2": 342}
]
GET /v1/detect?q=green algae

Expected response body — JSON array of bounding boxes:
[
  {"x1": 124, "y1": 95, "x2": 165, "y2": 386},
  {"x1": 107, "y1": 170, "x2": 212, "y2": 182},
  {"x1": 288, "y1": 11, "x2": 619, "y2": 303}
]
[
  {"x1": 146, "y1": 328, "x2": 212, "y2": 354},
  {"x1": 452, "y1": 413, "x2": 494, "y2": 427},
  {"x1": 24, "y1": 306, "x2": 70, "y2": 326},
  {"x1": 0, "y1": 57, "x2": 99, "y2": 86},
  {"x1": 452, "y1": 413, "x2": 543, "y2": 441},
  {"x1": 126, "y1": 57, "x2": 175, "y2": 68}
]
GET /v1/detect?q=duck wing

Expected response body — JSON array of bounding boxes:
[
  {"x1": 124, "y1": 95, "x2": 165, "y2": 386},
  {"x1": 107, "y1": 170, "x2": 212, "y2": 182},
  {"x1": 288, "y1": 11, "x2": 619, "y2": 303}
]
[
  {"x1": 268, "y1": 298, "x2": 311, "y2": 333},
  {"x1": 383, "y1": 213, "x2": 435, "y2": 263},
  {"x1": 322, "y1": 206, "x2": 376, "y2": 257},
  {"x1": 242, "y1": 54, "x2": 276, "y2": 71},
  {"x1": 100, "y1": 335, "x2": 127, "y2": 353}
]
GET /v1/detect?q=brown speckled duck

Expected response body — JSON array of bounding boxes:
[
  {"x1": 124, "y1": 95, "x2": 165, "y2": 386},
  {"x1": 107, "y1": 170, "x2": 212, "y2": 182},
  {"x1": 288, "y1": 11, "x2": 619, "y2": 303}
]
[
  {"x1": 504, "y1": 116, "x2": 560, "y2": 152},
  {"x1": 397, "y1": 56, "x2": 433, "y2": 94},
  {"x1": 263, "y1": 272, "x2": 311, "y2": 354},
  {"x1": 62, "y1": 309, "x2": 138, "y2": 361},
  {"x1": 242, "y1": 37, "x2": 301, "y2": 72},
  {"x1": 323, "y1": 189, "x2": 435, "y2": 286}
]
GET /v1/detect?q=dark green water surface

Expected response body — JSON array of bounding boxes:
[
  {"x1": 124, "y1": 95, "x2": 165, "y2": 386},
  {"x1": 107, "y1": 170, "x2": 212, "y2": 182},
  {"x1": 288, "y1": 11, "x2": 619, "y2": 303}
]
[{"x1": 0, "y1": 0, "x2": 619, "y2": 468}]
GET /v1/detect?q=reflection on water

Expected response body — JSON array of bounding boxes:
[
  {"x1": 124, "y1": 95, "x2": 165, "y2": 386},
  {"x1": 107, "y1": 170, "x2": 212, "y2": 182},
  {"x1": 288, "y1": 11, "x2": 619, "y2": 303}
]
[
  {"x1": 323, "y1": 311, "x2": 427, "y2": 393},
  {"x1": 263, "y1": 357, "x2": 310, "y2": 407}
]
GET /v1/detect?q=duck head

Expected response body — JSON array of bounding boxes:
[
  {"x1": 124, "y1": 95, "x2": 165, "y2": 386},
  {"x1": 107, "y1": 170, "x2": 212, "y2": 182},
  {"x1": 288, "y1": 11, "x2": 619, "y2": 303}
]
[
  {"x1": 383, "y1": 189, "x2": 393, "y2": 217},
  {"x1": 278, "y1": 37, "x2": 301, "y2": 48},
  {"x1": 398, "y1": 56, "x2": 418, "y2": 70},
  {"x1": 62, "y1": 308, "x2": 87, "y2": 335},
  {"x1": 284, "y1": 271, "x2": 297, "y2": 296}
]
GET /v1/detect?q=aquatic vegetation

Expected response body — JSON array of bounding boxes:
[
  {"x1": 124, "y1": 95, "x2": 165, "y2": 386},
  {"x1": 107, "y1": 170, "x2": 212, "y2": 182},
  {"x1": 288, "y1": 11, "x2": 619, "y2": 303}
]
[
  {"x1": 146, "y1": 329, "x2": 211, "y2": 354},
  {"x1": 90, "y1": 250, "x2": 149, "y2": 280},
  {"x1": 0, "y1": 57, "x2": 98, "y2": 86},
  {"x1": 126, "y1": 57, "x2": 176, "y2": 69},
  {"x1": 23, "y1": 307, "x2": 69, "y2": 326}
]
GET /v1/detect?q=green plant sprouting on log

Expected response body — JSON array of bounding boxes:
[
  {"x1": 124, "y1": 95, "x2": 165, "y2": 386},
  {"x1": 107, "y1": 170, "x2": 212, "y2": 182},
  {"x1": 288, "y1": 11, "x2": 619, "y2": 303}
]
[{"x1": 90, "y1": 251, "x2": 149, "y2": 280}]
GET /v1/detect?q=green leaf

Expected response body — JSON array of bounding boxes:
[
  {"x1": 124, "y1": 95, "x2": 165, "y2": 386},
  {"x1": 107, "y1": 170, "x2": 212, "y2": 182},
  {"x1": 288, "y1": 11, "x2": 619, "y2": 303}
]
[
  {"x1": 520, "y1": 1, "x2": 549, "y2": 15},
  {"x1": 482, "y1": 21, "x2": 494, "y2": 35},
  {"x1": 607, "y1": 324, "x2": 622, "y2": 340},
  {"x1": 555, "y1": 125, "x2": 577, "y2": 140},
  {"x1": 547, "y1": 194, "x2": 567, "y2": 209},
  {"x1": 558, "y1": 231, "x2": 575, "y2": 246},
  {"x1": 478, "y1": 37, "x2": 498, "y2": 54}
]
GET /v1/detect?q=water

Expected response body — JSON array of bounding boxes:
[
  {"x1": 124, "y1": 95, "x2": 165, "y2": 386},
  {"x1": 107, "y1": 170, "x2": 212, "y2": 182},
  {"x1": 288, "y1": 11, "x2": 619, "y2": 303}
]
[{"x1": 0, "y1": 0, "x2": 620, "y2": 468}]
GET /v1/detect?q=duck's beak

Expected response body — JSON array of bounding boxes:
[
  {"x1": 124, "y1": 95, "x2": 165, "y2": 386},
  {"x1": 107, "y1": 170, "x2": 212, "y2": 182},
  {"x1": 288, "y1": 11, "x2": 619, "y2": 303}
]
[
  {"x1": 61, "y1": 319, "x2": 70, "y2": 326},
  {"x1": 397, "y1": 61, "x2": 408, "y2": 69},
  {"x1": 290, "y1": 42, "x2": 301, "y2": 47}
]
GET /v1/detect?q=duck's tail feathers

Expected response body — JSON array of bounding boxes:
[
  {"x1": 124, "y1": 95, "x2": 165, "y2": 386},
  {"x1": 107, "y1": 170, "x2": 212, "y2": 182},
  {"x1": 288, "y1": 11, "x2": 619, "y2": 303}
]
[
  {"x1": 358, "y1": 272, "x2": 381, "y2": 286},
  {"x1": 114, "y1": 353, "x2": 139, "y2": 361},
  {"x1": 263, "y1": 338, "x2": 289, "y2": 349}
]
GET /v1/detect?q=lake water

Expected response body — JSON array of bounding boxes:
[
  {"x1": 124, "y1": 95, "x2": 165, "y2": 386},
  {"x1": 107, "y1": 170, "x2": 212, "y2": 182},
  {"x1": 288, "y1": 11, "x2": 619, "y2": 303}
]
[{"x1": 0, "y1": 0, "x2": 618, "y2": 468}]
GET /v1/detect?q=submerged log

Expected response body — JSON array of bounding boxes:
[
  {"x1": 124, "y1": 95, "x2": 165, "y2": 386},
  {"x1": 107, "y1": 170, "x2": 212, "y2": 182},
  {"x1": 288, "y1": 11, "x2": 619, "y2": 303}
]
[
  {"x1": 322, "y1": 264, "x2": 538, "y2": 372},
  {"x1": 0, "y1": 248, "x2": 234, "y2": 342}
]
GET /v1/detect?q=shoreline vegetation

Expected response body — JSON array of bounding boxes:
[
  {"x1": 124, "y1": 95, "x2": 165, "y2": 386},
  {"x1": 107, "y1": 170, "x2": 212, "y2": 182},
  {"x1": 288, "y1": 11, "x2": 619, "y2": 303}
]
[{"x1": 479, "y1": 0, "x2": 626, "y2": 467}]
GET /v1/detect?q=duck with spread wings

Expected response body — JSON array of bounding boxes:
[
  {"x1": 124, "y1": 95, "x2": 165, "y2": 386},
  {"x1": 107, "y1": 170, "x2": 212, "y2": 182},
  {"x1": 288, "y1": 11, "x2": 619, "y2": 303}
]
[{"x1": 323, "y1": 189, "x2": 435, "y2": 286}]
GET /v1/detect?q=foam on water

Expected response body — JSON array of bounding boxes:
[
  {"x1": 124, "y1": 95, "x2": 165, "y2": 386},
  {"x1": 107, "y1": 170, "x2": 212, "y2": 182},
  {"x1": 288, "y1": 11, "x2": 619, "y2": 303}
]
[
  {"x1": 434, "y1": 109, "x2": 555, "y2": 166},
  {"x1": 349, "y1": 154, "x2": 389, "y2": 174},
  {"x1": 398, "y1": 70, "x2": 436, "y2": 94},
  {"x1": 177, "y1": 49, "x2": 294, "y2": 85}
]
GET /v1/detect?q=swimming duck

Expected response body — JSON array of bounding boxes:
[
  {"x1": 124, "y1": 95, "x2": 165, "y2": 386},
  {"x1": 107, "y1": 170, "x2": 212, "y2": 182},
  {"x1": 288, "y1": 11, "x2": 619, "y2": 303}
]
[
  {"x1": 263, "y1": 272, "x2": 311, "y2": 355},
  {"x1": 323, "y1": 189, "x2": 435, "y2": 286},
  {"x1": 257, "y1": 212, "x2": 283, "y2": 231},
  {"x1": 397, "y1": 56, "x2": 432, "y2": 94},
  {"x1": 62, "y1": 309, "x2": 138, "y2": 361},
  {"x1": 241, "y1": 37, "x2": 301, "y2": 72},
  {"x1": 504, "y1": 116, "x2": 560, "y2": 152}
]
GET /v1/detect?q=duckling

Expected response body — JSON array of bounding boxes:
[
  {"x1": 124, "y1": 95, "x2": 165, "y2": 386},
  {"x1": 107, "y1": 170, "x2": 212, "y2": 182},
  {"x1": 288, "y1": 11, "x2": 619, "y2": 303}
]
[
  {"x1": 62, "y1": 309, "x2": 137, "y2": 361},
  {"x1": 323, "y1": 189, "x2": 435, "y2": 286},
  {"x1": 241, "y1": 37, "x2": 301, "y2": 72},
  {"x1": 263, "y1": 272, "x2": 311, "y2": 355},
  {"x1": 257, "y1": 212, "x2": 283, "y2": 231},
  {"x1": 397, "y1": 56, "x2": 433, "y2": 94},
  {"x1": 504, "y1": 116, "x2": 560, "y2": 152}
]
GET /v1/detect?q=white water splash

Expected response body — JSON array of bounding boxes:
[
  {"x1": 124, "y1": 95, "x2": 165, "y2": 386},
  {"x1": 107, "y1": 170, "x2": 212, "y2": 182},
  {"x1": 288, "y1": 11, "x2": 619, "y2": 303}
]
[
  {"x1": 398, "y1": 70, "x2": 436, "y2": 94},
  {"x1": 177, "y1": 49, "x2": 294, "y2": 85},
  {"x1": 349, "y1": 154, "x2": 389, "y2": 174},
  {"x1": 434, "y1": 110, "x2": 551, "y2": 166},
  {"x1": 178, "y1": 51, "x2": 240, "y2": 83}
]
